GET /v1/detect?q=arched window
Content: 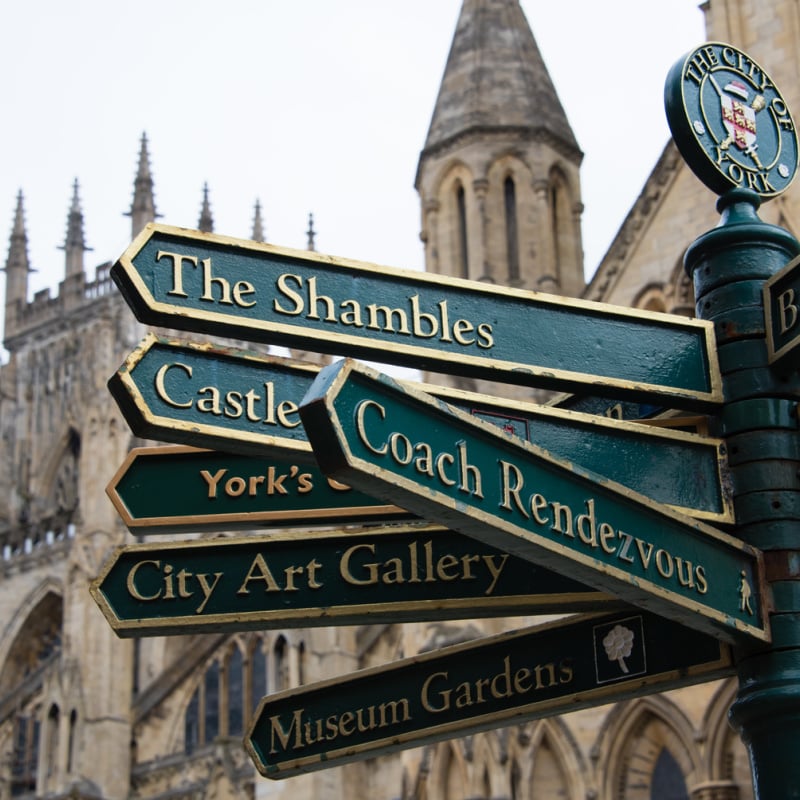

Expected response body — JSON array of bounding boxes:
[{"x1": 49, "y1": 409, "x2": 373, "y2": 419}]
[
  {"x1": 227, "y1": 647, "x2": 244, "y2": 737},
  {"x1": 12, "y1": 713, "x2": 40, "y2": 796},
  {"x1": 184, "y1": 689, "x2": 200, "y2": 755},
  {"x1": 504, "y1": 176, "x2": 520, "y2": 282},
  {"x1": 511, "y1": 758, "x2": 521, "y2": 800},
  {"x1": 274, "y1": 636, "x2": 289, "y2": 692},
  {"x1": 251, "y1": 642, "x2": 267, "y2": 712},
  {"x1": 297, "y1": 640, "x2": 306, "y2": 686},
  {"x1": 548, "y1": 168, "x2": 577, "y2": 291},
  {"x1": 46, "y1": 704, "x2": 59, "y2": 779},
  {"x1": 651, "y1": 748, "x2": 689, "y2": 800},
  {"x1": 66, "y1": 709, "x2": 77, "y2": 774},
  {"x1": 610, "y1": 710, "x2": 696, "y2": 799},
  {"x1": 204, "y1": 661, "x2": 220, "y2": 743},
  {"x1": 183, "y1": 633, "x2": 288, "y2": 754},
  {"x1": 456, "y1": 183, "x2": 469, "y2": 279}
]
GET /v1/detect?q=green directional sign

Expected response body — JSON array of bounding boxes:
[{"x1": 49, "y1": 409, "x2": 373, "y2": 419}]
[
  {"x1": 549, "y1": 392, "x2": 665, "y2": 421},
  {"x1": 107, "y1": 333, "x2": 320, "y2": 459},
  {"x1": 107, "y1": 445, "x2": 416, "y2": 534},
  {"x1": 111, "y1": 223, "x2": 722, "y2": 409},
  {"x1": 421, "y1": 382, "x2": 732, "y2": 523},
  {"x1": 246, "y1": 609, "x2": 733, "y2": 779},
  {"x1": 109, "y1": 336, "x2": 731, "y2": 522},
  {"x1": 90, "y1": 525, "x2": 618, "y2": 636},
  {"x1": 299, "y1": 359, "x2": 769, "y2": 643},
  {"x1": 764, "y1": 253, "x2": 800, "y2": 370}
]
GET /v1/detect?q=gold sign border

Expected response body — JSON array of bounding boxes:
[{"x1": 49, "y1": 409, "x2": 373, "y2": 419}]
[
  {"x1": 306, "y1": 359, "x2": 768, "y2": 644},
  {"x1": 245, "y1": 611, "x2": 733, "y2": 779},
  {"x1": 115, "y1": 223, "x2": 723, "y2": 408},
  {"x1": 89, "y1": 525, "x2": 619, "y2": 637}
]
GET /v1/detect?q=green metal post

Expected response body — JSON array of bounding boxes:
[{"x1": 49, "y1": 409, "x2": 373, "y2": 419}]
[{"x1": 685, "y1": 187, "x2": 800, "y2": 798}]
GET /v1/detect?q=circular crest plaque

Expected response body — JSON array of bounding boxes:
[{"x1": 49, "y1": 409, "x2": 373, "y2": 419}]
[{"x1": 664, "y1": 43, "x2": 798, "y2": 198}]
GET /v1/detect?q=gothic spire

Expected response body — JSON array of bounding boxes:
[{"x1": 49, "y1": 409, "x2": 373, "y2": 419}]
[
  {"x1": 306, "y1": 213, "x2": 316, "y2": 251},
  {"x1": 3, "y1": 190, "x2": 32, "y2": 335},
  {"x1": 198, "y1": 183, "x2": 214, "y2": 232},
  {"x1": 60, "y1": 178, "x2": 92, "y2": 278},
  {"x1": 421, "y1": 0, "x2": 580, "y2": 160},
  {"x1": 126, "y1": 132, "x2": 159, "y2": 239},
  {"x1": 251, "y1": 199, "x2": 266, "y2": 242}
]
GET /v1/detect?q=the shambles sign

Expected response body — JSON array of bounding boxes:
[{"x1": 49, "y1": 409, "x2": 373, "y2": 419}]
[
  {"x1": 246, "y1": 610, "x2": 733, "y2": 779},
  {"x1": 111, "y1": 223, "x2": 721, "y2": 409},
  {"x1": 298, "y1": 359, "x2": 768, "y2": 643},
  {"x1": 90, "y1": 525, "x2": 617, "y2": 637}
]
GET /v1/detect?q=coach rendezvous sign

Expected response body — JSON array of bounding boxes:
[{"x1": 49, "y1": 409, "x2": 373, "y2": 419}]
[{"x1": 298, "y1": 359, "x2": 767, "y2": 644}]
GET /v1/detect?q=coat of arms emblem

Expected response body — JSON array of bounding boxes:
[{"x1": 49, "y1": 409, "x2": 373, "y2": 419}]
[{"x1": 665, "y1": 43, "x2": 798, "y2": 198}]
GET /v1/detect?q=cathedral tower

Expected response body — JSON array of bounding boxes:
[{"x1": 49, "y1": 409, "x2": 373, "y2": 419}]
[{"x1": 415, "y1": 0, "x2": 585, "y2": 297}]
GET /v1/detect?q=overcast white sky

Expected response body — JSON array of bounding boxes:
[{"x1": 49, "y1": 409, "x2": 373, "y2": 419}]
[{"x1": 0, "y1": 1, "x2": 706, "y2": 314}]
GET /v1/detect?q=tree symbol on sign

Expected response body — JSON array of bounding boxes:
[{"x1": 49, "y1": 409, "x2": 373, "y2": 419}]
[{"x1": 603, "y1": 624, "x2": 635, "y2": 674}]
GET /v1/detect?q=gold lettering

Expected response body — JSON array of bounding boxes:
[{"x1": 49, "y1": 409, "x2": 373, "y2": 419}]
[
  {"x1": 458, "y1": 441, "x2": 483, "y2": 498},
  {"x1": 655, "y1": 549, "x2": 674, "y2": 578},
  {"x1": 576, "y1": 499, "x2": 597, "y2": 546},
  {"x1": 452, "y1": 317, "x2": 475, "y2": 345},
  {"x1": 378, "y1": 699, "x2": 411, "y2": 727},
  {"x1": 599, "y1": 523, "x2": 616, "y2": 554},
  {"x1": 340, "y1": 544, "x2": 379, "y2": 585},
  {"x1": 530, "y1": 493, "x2": 549, "y2": 525},
  {"x1": 237, "y1": 554, "x2": 281, "y2": 594},
  {"x1": 338, "y1": 711, "x2": 355, "y2": 736},
  {"x1": 490, "y1": 656, "x2": 513, "y2": 699},
  {"x1": 355, "y1": 399, "x2": 388, "y2": 454},
  {"x1": 695, "y1": 565, "x2": 709, "y2": 594},
  {"x1": 156, "y1": 250, "x2": 196, "y2": 297},
  {"x1": 499, "y1": 460, "x2": 529, "y2": 517},
  {"x1": 778, "y1": 288, "x2": 798, "y2": 334},
  {"x1": 550, "y1": 501, "x2": 574, "y2": 538},
  {"x1": 421, "y1": 671, "x2": 450, "y2": 713},
  {"x1": 482, "y1": 554, "x2": 508, "y2": 596},
  {"x1": 514, "y1": 666, "x2": 532, "y2": 694},
  {"x1": 200, "y1": 468, "x2": 226, "y2": 498},
  {"x1": 154, "y1": 362, "x2": 193, "y2": 408},
  {"x1": 436, "y1": 553, "x2": 460, "y2": 581},
  {"x1": 273, "y1": 273, "x2": 304, "y2": 315},
  {"x1": 126, "y1": 560, "x2": 162, "y2": 601},
  {"x1": 269, "y1": 709, "x2": 304, "y2": 754},
  {"x1": 436, "y1": 451, "x2": 456, "y2": 486}
]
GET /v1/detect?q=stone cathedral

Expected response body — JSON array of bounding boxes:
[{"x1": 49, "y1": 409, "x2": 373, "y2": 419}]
[{"x1": 1, "y1": 1, "x2": 798, "y2": 799}]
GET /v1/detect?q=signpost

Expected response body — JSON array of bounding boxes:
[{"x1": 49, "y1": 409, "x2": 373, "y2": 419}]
[
  {"x1": 664, "y1": 43, "x2": 800, "y2": 798},
  {"x1": 109, "y1": 335, "x2": 732, "y2": 523},
  {"x1": 90, "y1": 40, "x2": 800, "y2": 797},
  {"x1": 110, "y1": 223, "x2": 722, "y2": 409},
  {"x1": 245, "y1": 609, "x2": 733, "y2": 779},
  {"x1": 298, "y1": 358, "x2": 768, "y2": 643},
  {"x1": 764, "y1": 253, "x2": 800, "y2": 370},
  {"x1": 90, "y1": 524, "x2": 619, "y2": 637}
]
